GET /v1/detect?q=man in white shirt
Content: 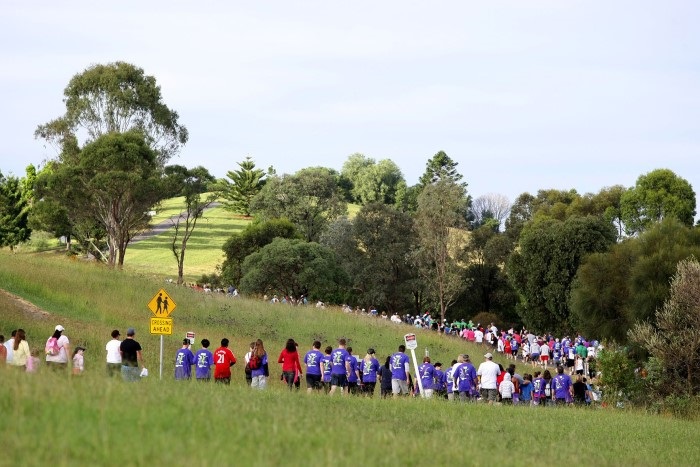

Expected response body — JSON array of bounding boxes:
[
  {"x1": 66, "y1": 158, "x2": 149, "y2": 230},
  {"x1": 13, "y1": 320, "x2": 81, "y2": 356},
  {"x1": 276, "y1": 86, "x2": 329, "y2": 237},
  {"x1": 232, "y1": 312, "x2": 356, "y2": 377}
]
[
  {"x1": 474, "y1": 328, "x2": 484, "y2": 344},
  {"x1": 105, "y1": 329, "x2": 122, "y2": 377},
  {"x1": 477, "y1": 352, "x2": 501, "y2": 405}
]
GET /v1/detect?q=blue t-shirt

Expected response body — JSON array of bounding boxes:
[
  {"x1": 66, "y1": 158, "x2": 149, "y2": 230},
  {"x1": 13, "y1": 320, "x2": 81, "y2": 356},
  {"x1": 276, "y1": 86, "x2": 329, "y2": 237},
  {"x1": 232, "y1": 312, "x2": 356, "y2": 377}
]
[
  {"x1": 390, "y1": 352, "x2": 409, "y2": 380},
  {"x1": 250, "y1": 353, "x2": 268, "y2": 377},
  {"x1": 553, "y1": 374, "x2": 572, "y2": 399},
  {"x1": 521, "y1": 380, "x2": 533, "y2": 401},
  {"x1": 454, "y1": 362, "x2": 477, "y2": 393},
  {"x1": 174, "y1": 348, "x2": 195, "y2": 380},
  {"x1": 304, "y1": 349, "x2": 324, "y2": 376},
  {"x1": 348, "y1": 356, "x2": 360, "y2": 383},
  {"x1": 321, "y1": 355, "x2": 332, "y2": 382},
  {"x1": 194, "y1": 348, "x2": 214, "y2": 379},
  {"x1": 418, "y1": 363, "x2": 435, "y2": 390},
  {"x1": 433, "y1": 368, "x2": 445, "y2": 391},
  {"x1": 360, "y1": 357, "x2": 380, "y2": 383},
  {"x1": 331, "y1": 348, "x2": 351, "y2": 375}
]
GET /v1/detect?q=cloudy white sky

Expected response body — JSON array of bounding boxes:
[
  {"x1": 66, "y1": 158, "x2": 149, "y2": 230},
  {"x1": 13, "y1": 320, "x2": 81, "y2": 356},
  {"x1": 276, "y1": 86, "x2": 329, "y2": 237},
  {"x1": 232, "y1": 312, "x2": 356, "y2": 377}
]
[{"x1": 1, "y1": 0, "x2": 698, "y2": 206}]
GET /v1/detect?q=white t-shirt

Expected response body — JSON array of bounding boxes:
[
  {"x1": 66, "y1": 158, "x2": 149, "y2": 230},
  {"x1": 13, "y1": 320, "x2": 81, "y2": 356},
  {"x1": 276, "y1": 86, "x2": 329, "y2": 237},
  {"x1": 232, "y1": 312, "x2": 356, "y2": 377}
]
[
  {"x1": 105, "y1": 339, "x2": 122, "y2": 364},
  {"x1": 477, "y1": 360, "x2": 501, "y2": 390},
  {"x1": 46, "y1": 335, "x2": 70, "y2": 363},
  {"x1": 540, "y1": 344, "x2": 550, "y2": 357},
  {"x1": 474, "y1": 330, "x2": 484, "y2": 343},
  {"x1": 4, "y1": 339, "x2": 15, "y2": 364}
]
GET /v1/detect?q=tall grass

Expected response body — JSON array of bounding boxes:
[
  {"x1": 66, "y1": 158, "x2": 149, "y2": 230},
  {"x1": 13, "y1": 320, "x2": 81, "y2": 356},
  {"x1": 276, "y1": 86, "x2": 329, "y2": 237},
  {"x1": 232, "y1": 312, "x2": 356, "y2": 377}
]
[{"x1": 2, "y1": 252, "x2": 700, "y2": 466}]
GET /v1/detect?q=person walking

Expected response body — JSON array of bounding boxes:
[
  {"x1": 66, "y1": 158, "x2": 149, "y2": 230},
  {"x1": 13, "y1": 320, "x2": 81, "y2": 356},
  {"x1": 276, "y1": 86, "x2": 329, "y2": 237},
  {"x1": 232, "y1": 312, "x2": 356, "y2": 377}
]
[
  {"x1": 195, "y1": 339, "x2": 214, "y2": 382},
  {"x1": 360, "y1": 349, "x2": 380, "y2": 396},
  {"x1": 119, "y1": 327, "x2": 145, "y2": 382},
  {"x1": 9, "y1": 329, "x2": 30, "y2": 370},
  {"x1": 175, "y1": 338, "x2": 196, "y2": 380},
  {"x1": 278, "y1": 338, "x2": 302, "y2": 391},
  {"x1": 303, "y1": 341, "x2": 324, "y2": 393},
  {"x1": 250, "y1": 339, "x2": 269, "y2": 390},
  {"x1": 243, "y1": 342, "x2": 255, "y2": 386},
  {"x1": 390, "y1": 344, "x2": 411, "y2": 397},
  {"x1": 4, "y1": 330, "x2": 16, "y2": 365},
  {"x1": 213, "y1": 338, "x2": 236, "y2": 385},
  {"x1": 476, "y1": 352, "x2": 501, "y2": 404},
  {"x1": 328, "y1": 338, "x2": 351, "y2": 396},
  {"x1": 379, "y1": 356, "x2": 393, "y2": 398},
  {"x1": 105, "y1": 330, "x2": 122, "y2": 377},
  {"x1": 46, "y1": 325, "x2": 71, "y2": 371}
]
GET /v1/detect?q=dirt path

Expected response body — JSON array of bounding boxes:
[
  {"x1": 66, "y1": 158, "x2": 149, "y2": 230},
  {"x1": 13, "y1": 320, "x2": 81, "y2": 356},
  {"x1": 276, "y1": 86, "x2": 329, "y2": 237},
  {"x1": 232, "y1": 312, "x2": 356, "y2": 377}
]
[{"x1": 0, "y1": 288, "x2": 51, "y2": 319}]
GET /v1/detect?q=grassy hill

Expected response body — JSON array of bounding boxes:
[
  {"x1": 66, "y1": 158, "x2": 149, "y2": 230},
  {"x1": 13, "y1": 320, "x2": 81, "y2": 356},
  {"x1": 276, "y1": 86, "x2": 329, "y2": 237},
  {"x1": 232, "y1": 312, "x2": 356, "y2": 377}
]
[{"x1": 1, "y1": 251, "x2": 700, "y2": 465}]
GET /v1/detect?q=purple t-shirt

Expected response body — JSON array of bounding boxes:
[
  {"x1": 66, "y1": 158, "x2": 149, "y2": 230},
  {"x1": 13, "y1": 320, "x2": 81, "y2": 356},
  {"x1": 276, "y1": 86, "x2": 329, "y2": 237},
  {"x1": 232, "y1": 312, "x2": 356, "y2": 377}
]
[
  {"x1": 533, "y1": 377, "x2": 546, "y2": 399},
  {"x1": 553, "y1": 374, "x2": 572, "y2": 399},
  {"x1": 360, "y1": 357, "x2": 380, "y2": 383},
  {"x1": 321, "y1": 355, "x2": 332, "y2": 382},
  {"x1": 348, "y1": 356, "x2": 359, "y2": 383},
  {"x1": 250, "y1": 353, "x2": 268, "y2": 377},
  {"x1": 390, "y1": 352, "x2": 409, "y2": 380},
  {"x1": 418, "y1": 363, "x2": 435, "y2": 390},
  {"x1": 454, "y1": 362, "x2": 477, "y2": 393},
  {"x1": 433, "y1": 368, "x2": 445, "y2": 391},
  {"x1": 174, "y1": 348, "x2": 195, "y2": 380},
  {"x1": 331, "y1": 348, "x2": 351, "y2": 375},
  {"x1": 304, "y1": 349, "x2": 324, "y2": 376},
  {"x1": 195, "y1": 348, "x2": 214, "y2": 379}
]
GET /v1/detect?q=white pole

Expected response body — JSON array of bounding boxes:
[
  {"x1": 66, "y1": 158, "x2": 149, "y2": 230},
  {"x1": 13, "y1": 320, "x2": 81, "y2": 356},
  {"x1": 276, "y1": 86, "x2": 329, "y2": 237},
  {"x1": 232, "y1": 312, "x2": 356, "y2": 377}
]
[
  {"x1": 159, "y1": 335, "x2": 163, "y2": 380},
  {"x1": 410, "y1": 348, "x2": 425, "y2": 398}
]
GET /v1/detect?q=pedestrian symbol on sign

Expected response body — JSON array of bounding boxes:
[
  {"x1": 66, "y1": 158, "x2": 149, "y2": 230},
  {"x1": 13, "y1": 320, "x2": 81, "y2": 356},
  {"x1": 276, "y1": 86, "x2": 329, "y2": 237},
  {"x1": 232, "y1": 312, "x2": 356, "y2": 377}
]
[{"x1": 148, "y1": 289, "x2": 177, "y2": 317}]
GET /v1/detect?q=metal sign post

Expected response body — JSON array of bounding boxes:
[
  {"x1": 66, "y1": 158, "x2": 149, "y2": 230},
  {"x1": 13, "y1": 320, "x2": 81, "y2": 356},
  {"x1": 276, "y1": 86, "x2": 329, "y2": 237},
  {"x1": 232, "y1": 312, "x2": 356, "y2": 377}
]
[
  {"x1": 147, "y1": 289, "x2": 177, "y2": 380},
  {"x1": 404, "y1": 333, "x2": 425, "y2": 397}
]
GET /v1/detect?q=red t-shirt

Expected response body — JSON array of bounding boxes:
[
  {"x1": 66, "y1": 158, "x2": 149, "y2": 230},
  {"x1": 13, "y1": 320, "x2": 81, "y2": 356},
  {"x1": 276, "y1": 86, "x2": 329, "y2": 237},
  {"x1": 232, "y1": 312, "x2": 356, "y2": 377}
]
[
  {"x1": 214, "y1": 346, "x2": 236, "y2": 379},
  {"x1": 277, "y1": 348, "x2": 302, "y2": 373}
]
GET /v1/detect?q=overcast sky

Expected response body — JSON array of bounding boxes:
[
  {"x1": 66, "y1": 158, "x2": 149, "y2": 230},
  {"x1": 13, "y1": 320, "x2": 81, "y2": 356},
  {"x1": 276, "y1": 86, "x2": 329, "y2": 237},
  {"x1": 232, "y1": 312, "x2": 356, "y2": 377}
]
[{"x1": 1, "y1": 0, "x2": 698, "y2": 206}]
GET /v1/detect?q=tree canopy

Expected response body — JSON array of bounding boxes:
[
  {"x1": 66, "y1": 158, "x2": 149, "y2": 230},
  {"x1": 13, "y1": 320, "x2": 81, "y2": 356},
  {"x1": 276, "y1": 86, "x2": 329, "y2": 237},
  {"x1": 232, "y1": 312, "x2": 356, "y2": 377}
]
[
  {"x1": 38, "y1": 131, "x2": 162, "y2": 266},
  {"x1": 240, "y1": 238, "x2": 347, "y2": 300},
  {"x1": 0, "y1": 171, "x2": 31, "y2": 249},
  {"x1": 508, "y1": 215, "x2": 617, "y2": 333},
  {"x1": 35, "y1": 61, "x2": 188, "y2": 166},
  {"x1": 621, "y1": 169, "x2": 696, "y2": 235},
  {"x1": 249, "y1": 167, "x2": 347, "y2": 242},
  {"x1": 218, "y1": 157, "x2": 272, "y2": 216}
]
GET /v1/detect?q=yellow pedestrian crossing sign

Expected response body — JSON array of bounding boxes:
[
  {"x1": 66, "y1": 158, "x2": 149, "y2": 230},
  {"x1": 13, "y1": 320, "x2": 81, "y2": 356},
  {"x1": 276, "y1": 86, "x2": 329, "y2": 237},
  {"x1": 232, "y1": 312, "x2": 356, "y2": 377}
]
[{"x1": 148, "y1": 288, "x2": 176, "y2": 317}]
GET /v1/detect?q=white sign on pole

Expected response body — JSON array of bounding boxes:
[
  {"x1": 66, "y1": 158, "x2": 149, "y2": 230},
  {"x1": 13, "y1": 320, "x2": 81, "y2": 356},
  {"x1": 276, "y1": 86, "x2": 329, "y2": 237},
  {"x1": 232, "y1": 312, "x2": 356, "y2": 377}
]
[
  {"x1": 404, "y1": 333, "x2": 425, "y2": 397},
  {"x1": 404, "y1": 333, "x2": 418, "y2": 350}
]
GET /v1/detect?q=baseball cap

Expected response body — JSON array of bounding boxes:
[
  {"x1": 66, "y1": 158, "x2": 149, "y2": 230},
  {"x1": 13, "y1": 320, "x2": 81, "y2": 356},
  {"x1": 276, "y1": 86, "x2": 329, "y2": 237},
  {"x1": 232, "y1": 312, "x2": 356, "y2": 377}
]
[
  {"x1": 484, "y1": 352, "x2": 493, "y2": 359},
  {"x1": 55, "y1": 325, "x2": 65, "y2": 332}
]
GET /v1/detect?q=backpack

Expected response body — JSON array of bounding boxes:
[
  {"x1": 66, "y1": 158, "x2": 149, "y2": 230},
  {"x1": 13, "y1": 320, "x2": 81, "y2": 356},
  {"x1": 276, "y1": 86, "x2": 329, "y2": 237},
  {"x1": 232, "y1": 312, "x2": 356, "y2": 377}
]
[
  {"x1": 45, "y1": 337, "x2": 60, "y2": 356},
  {"x1": 248, "y1": 354, "x2": 262, "y2": 370}
]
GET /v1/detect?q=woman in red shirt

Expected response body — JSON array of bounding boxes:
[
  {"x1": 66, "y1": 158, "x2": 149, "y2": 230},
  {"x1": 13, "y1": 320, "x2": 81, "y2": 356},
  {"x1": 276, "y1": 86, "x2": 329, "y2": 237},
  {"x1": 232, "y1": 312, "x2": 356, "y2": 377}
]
[{"x1": 278, "y1": 338, "x2": 302, "y2": 390}]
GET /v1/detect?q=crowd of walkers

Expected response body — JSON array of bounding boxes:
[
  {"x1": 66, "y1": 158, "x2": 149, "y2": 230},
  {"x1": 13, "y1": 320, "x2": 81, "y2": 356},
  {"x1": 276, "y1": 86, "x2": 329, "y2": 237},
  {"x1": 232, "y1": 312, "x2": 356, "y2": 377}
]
[{"x1": 2, "y1": 316, "x2": 602, "y2": 407}]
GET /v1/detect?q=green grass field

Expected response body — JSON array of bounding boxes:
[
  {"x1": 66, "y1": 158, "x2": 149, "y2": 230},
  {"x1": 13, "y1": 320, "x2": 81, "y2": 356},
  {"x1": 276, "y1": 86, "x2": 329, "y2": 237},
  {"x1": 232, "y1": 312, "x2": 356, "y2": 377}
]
[
  {"x1": 125, "y1": 204, "x2": 249, "y2": 283},
  {"x1": 1, "y1": 251, "x2": 700, "y2": 466}
]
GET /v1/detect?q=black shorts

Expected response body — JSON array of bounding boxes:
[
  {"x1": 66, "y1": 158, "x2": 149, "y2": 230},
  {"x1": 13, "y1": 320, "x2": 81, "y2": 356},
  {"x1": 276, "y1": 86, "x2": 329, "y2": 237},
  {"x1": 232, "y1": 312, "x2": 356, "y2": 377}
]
[
  {"x1": 566, "y1": 359, "x2": 575, "y2": 368},
  {"x1": 306, "y1": 373, "x2": 322, "y2": 389},
  {"x1": 331, "y1": 373, "x2": 348, "y2": 387}
]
